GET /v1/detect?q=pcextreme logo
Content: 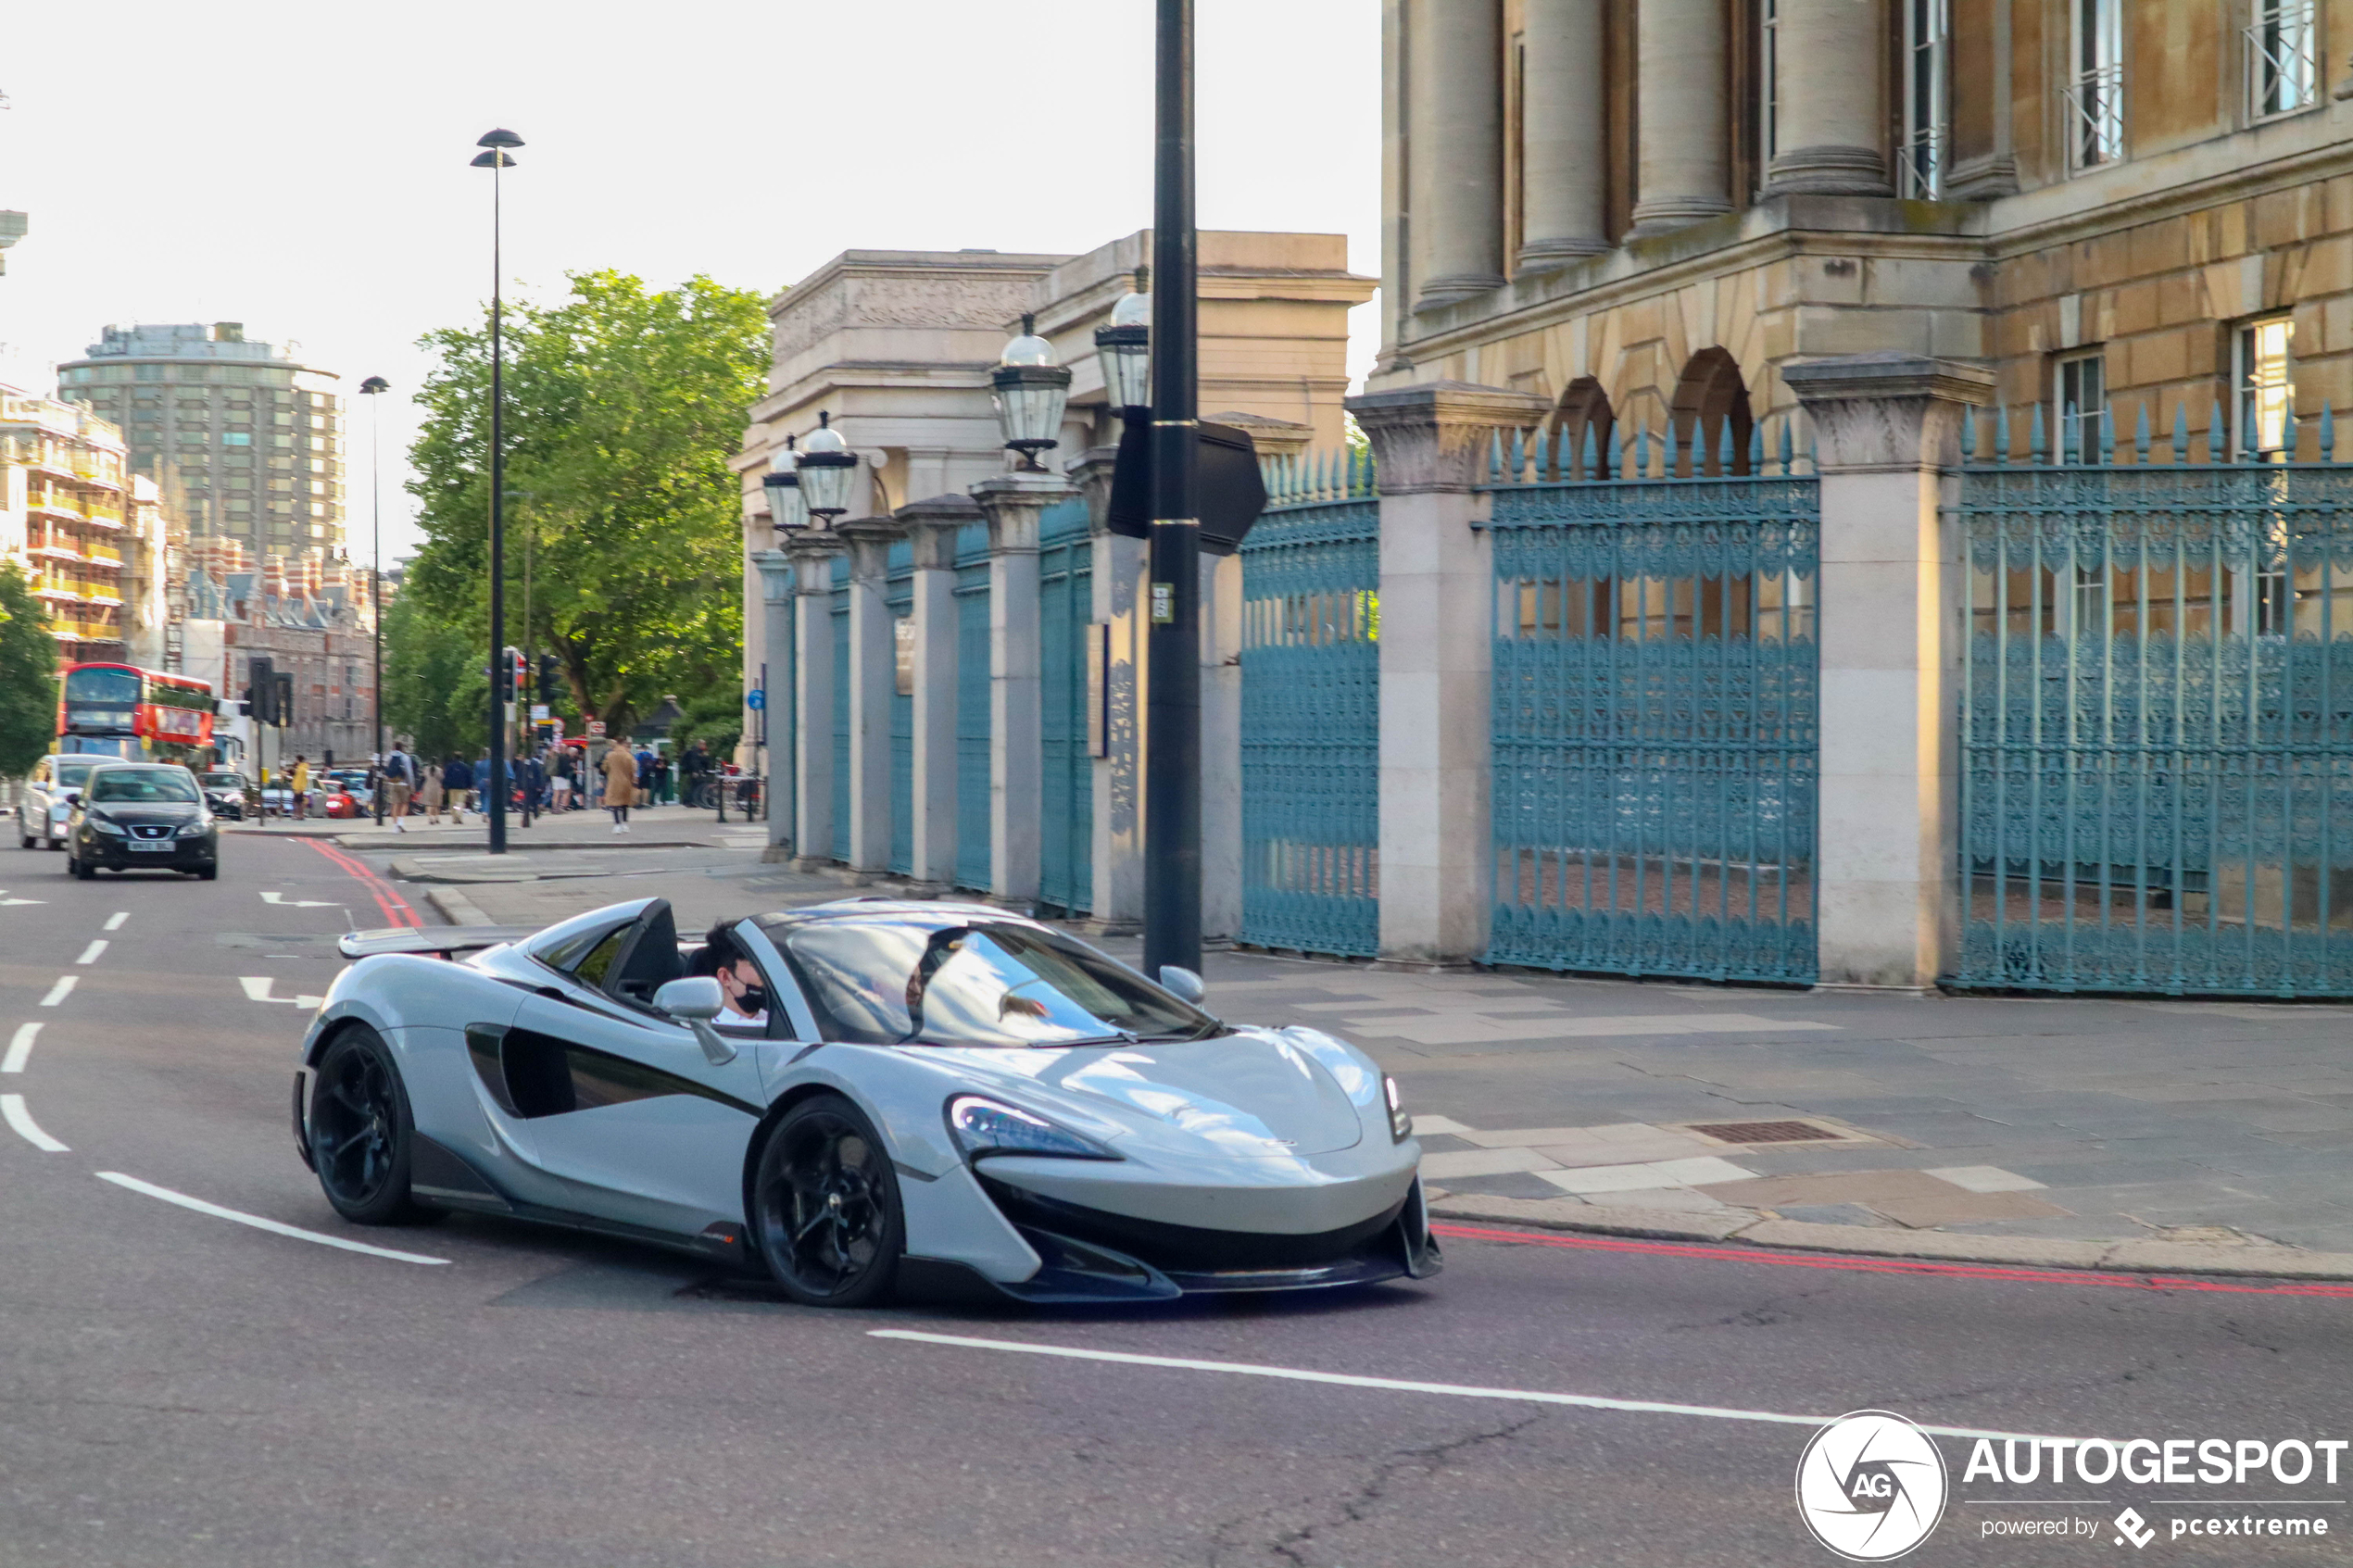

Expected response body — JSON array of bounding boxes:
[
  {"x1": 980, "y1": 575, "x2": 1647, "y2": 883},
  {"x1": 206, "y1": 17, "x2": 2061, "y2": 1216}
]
[{"x1": 1795, "y1": 1411, "x2": 1951, "y2": 1562}]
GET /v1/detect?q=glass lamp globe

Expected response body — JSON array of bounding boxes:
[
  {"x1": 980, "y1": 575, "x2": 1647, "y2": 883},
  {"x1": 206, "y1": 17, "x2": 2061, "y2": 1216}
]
[
  {"x1": 796, "y1": 412, "x2": 859, "y2": 524},
  {"x1": 761, "y1": 436, "x2": 807, "y2": 533},
  {"x1": 991, "y1": 313, "x2": 1074, "y2": 471},
  {"x1": 1094, "y1": 285, "x2": 1151, "y2": 414}
]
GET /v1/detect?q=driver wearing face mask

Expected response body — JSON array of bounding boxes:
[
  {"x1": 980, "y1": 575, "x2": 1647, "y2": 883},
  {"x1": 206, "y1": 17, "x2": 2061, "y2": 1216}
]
[{"x1": 700, "y1": 924, "x2": 770, "y2": 1027}]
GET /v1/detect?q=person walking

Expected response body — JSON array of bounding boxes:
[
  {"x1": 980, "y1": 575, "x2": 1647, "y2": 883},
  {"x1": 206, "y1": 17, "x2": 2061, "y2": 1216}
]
[
  {"x1": 681, "y1": 738, "x2": 710, "y2": 807},
  {"x1": 549, "y1": 746, "x2": 573, "y2": 812},
  {"x1": 602, "y1": 735, "x2": 638, "y2": 834},
  {"x1": 382, "y1": 745, "x2": 416, "y2": 831},
  {"x1": 421, "y1": 758, "x2": 447, "y2": 824},
  {"x1": 290, "y1": 756, "x2": 311, "y2": 822},
  {"x1": 443, "y1": 753, "x2": 473, "y2": 823},
  {"x1": 651, "y1": 749, "x2": 673, "y2": 808}
]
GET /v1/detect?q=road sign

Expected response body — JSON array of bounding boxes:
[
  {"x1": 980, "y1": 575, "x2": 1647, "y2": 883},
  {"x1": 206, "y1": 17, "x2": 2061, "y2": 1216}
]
[
  {"x1": 587, "y1": 720, "x2": 607, "y2": 737},
  {"x1": 530, "y1": 703, "x2": 549, "y2": 721},
  {"x1": 746, "y1": 688, "x2": 766, "y2": 711}
]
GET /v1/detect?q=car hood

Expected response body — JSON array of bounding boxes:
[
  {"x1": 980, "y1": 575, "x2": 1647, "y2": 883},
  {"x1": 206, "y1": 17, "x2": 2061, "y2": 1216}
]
[
  {"x1": 917, "y1": 1027, "x2": 1367, "y2": 1156},
  {"x1": 89, "y1": 804, "x2": 201, "y2": 827}
]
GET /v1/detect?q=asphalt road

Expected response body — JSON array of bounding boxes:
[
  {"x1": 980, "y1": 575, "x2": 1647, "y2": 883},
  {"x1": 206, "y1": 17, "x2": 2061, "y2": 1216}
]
[{"x1": 1, "y1": 833, "x2": 2348, "y2": 1567}]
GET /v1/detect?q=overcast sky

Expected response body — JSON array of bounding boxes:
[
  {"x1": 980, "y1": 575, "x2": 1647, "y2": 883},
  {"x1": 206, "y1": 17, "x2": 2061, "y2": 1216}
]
[{"x1": 0, "y1": 0, "x2": 1380, "y2": 564}]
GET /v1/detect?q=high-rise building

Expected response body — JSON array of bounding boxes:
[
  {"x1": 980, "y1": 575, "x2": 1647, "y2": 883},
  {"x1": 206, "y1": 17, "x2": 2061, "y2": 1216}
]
[
  {"x1": 0, "y1": 385, "x2": 170, "y2": 666},
  {"x1": 56, "y1": 322, "x2": 346, "y2": 565}
]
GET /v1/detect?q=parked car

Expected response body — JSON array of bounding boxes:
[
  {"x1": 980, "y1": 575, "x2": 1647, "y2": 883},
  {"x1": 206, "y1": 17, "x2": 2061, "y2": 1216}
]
[
  {"x1": 198, "y1": 770, "x2": 247, "y2": 822},
  {"x1": 64, "y1": 762, "x2": 219, "y2": 880},
  {"x1": 327, "y1": 769, "x2": 375, "y2": 810},
  {"x1": 18, "y1": 754, "x2": 103, "y2": 849}
]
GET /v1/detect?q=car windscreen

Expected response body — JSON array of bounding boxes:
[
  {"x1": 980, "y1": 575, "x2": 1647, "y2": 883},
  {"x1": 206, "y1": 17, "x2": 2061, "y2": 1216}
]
[
  {"x1": 54, "y1": 761, "x2": 95, "y2": 790},
  {"x1": 88, "y1": 770, "x2": 201, "y2": 803},
  {"x1": 202, "y1": 772, "x2": 242, "y2": 788},
  {"x1": 778, "y1": 918, "x2": 1217, "y2": 1047}
]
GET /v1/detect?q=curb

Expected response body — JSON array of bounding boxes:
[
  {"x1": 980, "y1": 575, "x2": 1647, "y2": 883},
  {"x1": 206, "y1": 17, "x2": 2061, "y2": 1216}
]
[
  {"x1": 424, "y1": 887, "x2": 494, "y2": 927},
  {"x1": 1428, "y1": 1193, "x2": 2353, "y2": 1283}
]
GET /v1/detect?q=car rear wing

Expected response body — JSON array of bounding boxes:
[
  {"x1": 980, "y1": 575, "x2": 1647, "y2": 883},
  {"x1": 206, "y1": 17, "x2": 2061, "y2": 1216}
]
[{"x1": 337, "y1": 925, "x2": 541, "y2": 960}]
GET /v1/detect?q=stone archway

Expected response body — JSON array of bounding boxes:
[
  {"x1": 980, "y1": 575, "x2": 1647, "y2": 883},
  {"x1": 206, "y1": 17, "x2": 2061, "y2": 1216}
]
[
  {"x1": 1549, "y1": 376, "x2": 1617, "y2": 478},
  {"x1": 1668, "y1": 347, "x2": 1755, "y2": 475}
]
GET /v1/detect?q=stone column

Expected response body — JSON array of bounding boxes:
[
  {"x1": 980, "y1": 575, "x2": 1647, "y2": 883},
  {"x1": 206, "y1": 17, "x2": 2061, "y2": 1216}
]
[
  {"x1": 785, "y1": 534, "x2": 846, "y2": 871},
  {"x1": 1518, "y1": 0, "x2": 1609, "y2": 267},
  {"x1": 971, "y1": 471, "x2": 1070, "y2": 909},
  {"x1": 1766, "y1": 0, "x2": 1892, "y2": 195},
  {"x1": 1073, "y1": 448, "x2": 1144, "y2": 934},
  {"x1": 749, "y1": 549, "x2": 797, "y2": 863},
  {"x1": 897, "y1": 493, "x2": 978, "y2": 891},
  {"x1": 1347, "y1": 381, "x2": 1546, "y2": 966},
  {"x1": 1782, "y1": 352, "x2": 1993, "y2": 991},
  {"x1": 1408, "y1": 0, "x2": 1506, "y2": 309},
  {"x1": 1631, "y1": 0, "x2": 1733, "y2": 234},
  {"x1": 837, "y1": 516, "x2": 902, "y2": 875}
]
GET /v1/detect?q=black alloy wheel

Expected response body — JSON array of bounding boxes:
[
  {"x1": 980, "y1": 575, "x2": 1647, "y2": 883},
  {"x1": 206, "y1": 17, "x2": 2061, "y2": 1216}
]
[
  {"x1": 749, "y1": 1094, "x2": 903, "y2": 1308},
  {"x1": 309, "y1": 1026, "x2": 435, "y2": 1225},
  {"x1": 69, "y1": 852, "x2": 93, "y2": 881}
]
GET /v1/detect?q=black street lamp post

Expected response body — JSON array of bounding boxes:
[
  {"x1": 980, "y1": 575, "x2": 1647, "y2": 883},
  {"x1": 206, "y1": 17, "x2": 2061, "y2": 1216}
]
[
  {"x1": 472, "y1": 128, "x2": 521, "y2": 854},
  {"x1": 360, "y1": 373, "x2": 388, "y2": 826},
  {"x1": 1144, "y1": 0, "x2": 1202, "y2": 977}
]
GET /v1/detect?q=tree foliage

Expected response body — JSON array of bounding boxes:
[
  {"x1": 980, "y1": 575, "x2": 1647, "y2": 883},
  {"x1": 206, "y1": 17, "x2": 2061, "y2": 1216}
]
[
  {"x1": 399, "y1": 270, "x2": 770, "y2": 735},
  {"x1": 381, "y1": 590, "x2": 482, "y2": 763},
  {"x1": 0, "y1": 567, "x2": 56, "y2": 777}
]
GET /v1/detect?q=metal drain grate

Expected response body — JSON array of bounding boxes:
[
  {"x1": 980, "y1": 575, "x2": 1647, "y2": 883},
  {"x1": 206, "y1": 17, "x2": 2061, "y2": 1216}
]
[{"x1": 1685, "y1": 1120, "x2": 1845, "y2": 1146}]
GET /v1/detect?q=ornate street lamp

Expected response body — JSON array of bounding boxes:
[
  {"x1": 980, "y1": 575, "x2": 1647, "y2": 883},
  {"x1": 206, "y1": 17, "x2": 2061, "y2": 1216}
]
[
  {"x1": 991, "y1": 313, "x2": 1074, "y2": 470},
  {"x1": 1094, "y1": 275, "x2": 1151, "y2": 415},
  {"x1": 761, "y1": 434, "x2": 808, "y2": 533},
  {"x1": 471, "y1": 125, "x2": 522, "y2": 854},
  {"x1": 795, "y1": 411, "x2": 858, "y2": 525}
]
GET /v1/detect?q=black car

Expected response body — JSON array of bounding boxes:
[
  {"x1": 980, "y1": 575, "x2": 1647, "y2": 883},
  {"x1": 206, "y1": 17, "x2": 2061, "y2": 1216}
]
[
  {"x1": 66, "y1": 764, "x2": 219, "y2": 880},
  {"x1": 198, "y1": 769, "x2": 247, "y2": 821}
]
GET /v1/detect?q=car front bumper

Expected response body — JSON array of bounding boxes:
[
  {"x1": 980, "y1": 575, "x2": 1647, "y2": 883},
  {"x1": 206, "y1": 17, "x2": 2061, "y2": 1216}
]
[{"x1": 80, "y1": 835, "x2": 217, "y2": 870}]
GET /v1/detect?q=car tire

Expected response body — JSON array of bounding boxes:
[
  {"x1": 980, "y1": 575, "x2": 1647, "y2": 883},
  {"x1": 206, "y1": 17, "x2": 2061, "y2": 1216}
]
[
  {"x1": 196, "y1": 865, "x2": 218, "y2": 881},
  {"x1": 69, "y1": 854, "x2": 92, "y2": 881},
  {"x1": 749, "y1": 1094, "x2": 904, "y2": 1308},
  {"x1": 309, "y1": 1026, "x2": 438, "y2": 1226},
  {"x1": 19, "y1": 834, "x2": 31, "y2": 850}
]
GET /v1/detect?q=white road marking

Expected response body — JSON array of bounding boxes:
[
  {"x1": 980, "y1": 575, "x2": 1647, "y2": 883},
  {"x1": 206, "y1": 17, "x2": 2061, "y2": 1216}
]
[
  {"x1": 38, "y1": 976, "x2": 75, "y2": 1008},
  {"x1": 0, "y1": 892, "x2": 44, "y2": 906},
  {"x1": 74, "y1": 939, "x2": 107, "y2": 965},
  {"x1": 868, "y1": 1330, "x2": 2086, "y2": 1445},
  {"x1": 103, "y1": 911, "x2": 127, "y2": 931},
  {"x1": 94, "y1": 1173, "x2": 450, "y2": 1265},
  {"x1": 1, "y1": 1094, "x2": 69, "y2": 1151},
  {"x1": 2, "y1": 1022, "x2": 41, "y2": 1073},
  {"x1": 239, "y1": 976, "x2": 326, "y2": 1008},
  {"x1": 259, "y1": 891, "x2": 334, "y2": 908}
]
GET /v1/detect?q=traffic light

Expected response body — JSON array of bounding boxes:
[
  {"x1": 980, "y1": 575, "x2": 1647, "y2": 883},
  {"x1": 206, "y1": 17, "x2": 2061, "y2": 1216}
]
[
  {"x1": 245, "y1": 657, "x2": 277, "y2": 723},
  {"x1": 497, "y1": 646, "x2": 523, "y2": 704},
  {"x1": 536, "y1": 653, "x2": 561, "y2": 706}
]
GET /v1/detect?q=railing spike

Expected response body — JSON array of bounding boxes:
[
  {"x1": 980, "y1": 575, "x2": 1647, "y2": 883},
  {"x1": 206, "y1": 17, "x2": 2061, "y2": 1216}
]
[
  {"x1": 1508, "y1": 427, "x2": 1527, "y2": 485},
  {"x1": 1581, "y1": 420, "x2": 1599, "y2": 483},
  {"x1": 1777, "y1": 414, "x2": 1793, "y2": 475},
  {"x1": 2171, "y1": 401, "x2": 2189, "y2": 468},
  {"x1": 1718, "y1": 418, "x2": 1734, "y2": 477},
  {"x1": 1547, "y1": 424, "x2": 1566, "y2": 483},
  {"x1": 1634, "y1": 418, "x2": 1651, "y2": 480},
  {"x1": 2212, "y1": 398, "x2": 2228, "y2": 463},
  {"x1": 2324, "y1": 401, "x2": 2336, "y2": 463},
  {"x1": 1747, "y1": 418, "x2": 1764, "y2": 475},
  {"x1": 1608, "y1": 417, "x2": 1625, "y2": 480},
  {"x1": 1662, "y1": 417, "x2": 1679, "y2": 479},
  {"x1": 2030, "y1": 400, "x2": 2047, "y2": 464},
  {"x1": 2098, "y1": 399, "x2": 2115, "y2": 464},
  {"x1": 2134, "y1": 400, "x2": 2151, "y2": 464},
  {"x1": 1488, "y1": 430, "x2": 1504, "y2": 484},
  {"x1": 1960, "y1": 406, "x2": 1977, "y2": 460},
  {"x1": 1994, "y1": 403, "x2": 2011, "y2": 466}
]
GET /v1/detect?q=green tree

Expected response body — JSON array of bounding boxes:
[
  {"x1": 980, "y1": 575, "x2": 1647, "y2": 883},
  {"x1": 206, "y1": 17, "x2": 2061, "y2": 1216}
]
[
  {"x1": 381, "y1": 590, "x2": 483, "y2": 763},
  {"x1": 404, "y1": 270, "x2": 770, "y2": 736},
  {"x1": 0, "y1": 566, "x2": 56, "y2": 776}
]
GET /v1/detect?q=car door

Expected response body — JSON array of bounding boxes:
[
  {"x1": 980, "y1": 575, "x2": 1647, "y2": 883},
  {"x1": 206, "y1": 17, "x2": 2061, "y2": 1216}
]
[{"x1": 502, "y1": 902, "x2": 770, "y2": 1236}]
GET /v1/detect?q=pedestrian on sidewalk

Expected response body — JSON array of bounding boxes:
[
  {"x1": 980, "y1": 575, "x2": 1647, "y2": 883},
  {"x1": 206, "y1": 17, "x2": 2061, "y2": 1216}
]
[
  {"x1": 382, "y1": 745, "x2": 416, "y2": 831},
  {"x1": 421, "y1": 759, "x2": 446, "y2": 824},
  {"x1": 602, "y1": 736, "x2": 638, "y2": 834},
  {"x1": 549, "y1": 746, "x2": 574, "y2": 811},
  {"x1": 291, "y1": 756, "x2": 310, "y2": 821},
  {"x1": 680, "y1": 739, "x2": 709, "y2": 807},
  {"x1": 651, "y1": 749, "x2": 673, "y2": 807},
  {"x1": 443, "y1": 754, "x2": 473, "y2": 824}
]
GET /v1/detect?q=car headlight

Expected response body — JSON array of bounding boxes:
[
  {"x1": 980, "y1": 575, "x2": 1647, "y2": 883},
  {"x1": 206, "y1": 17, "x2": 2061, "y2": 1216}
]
[
  {"x1": 1384, "y1": 1075, "x2": 1411, "y2": 1142},
  {"x1": 89, "y1": 819, "x2": 125, "y2": 836},
  {"x1": 176, "y1": 821, "x2": 208, "y2": 837},
  {"x1": 47, "y1": 804, "x2": 68, "y2": 821},
  {"x1": 947, "y1": 1095, "x2": 1119, "y2": 1161}
]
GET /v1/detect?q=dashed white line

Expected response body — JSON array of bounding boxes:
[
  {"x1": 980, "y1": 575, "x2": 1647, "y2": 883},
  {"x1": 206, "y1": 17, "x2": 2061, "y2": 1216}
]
[
  {"x1": 94, "y1": 1173, "x2": 451, "y2": 1265},
  {"x1": 1, "y1": 1093, "x2": 69, "y2": 1151},
  {"x1": 867, "y1": 1330, "x2": 2083, "y2": 1445},
  {"x1": 74, "y1": 939, "x2": 107, "y2": 966},
  {"x1": 2, "y1": 1022, "x2": 41, "y2": 1073},
  {"x1": 38, "y1": 976, "x2": 75, "y2": 1008},
  {"x1": 103, "y1": 911, "x2": 128, "y2": 931}
]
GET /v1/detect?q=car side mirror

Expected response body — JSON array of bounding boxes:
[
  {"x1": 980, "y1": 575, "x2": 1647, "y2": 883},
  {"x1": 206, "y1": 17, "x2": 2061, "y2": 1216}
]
[
  {"x1": 652, "y1": 976, "x2": 736, "y2": 1066},
  {"x1": 1158, "y1": 965, "x2": 1205, "y2": 1005}
]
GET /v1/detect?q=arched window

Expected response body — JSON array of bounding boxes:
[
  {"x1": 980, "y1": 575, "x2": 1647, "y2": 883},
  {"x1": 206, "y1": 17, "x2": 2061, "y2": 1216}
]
[
  {"x1": 1668, "y1": 348, "x2": 1755, "y2": 476},
  {"x1": 1548, "y1": 377, "x2": 1617, "y2": 479}
]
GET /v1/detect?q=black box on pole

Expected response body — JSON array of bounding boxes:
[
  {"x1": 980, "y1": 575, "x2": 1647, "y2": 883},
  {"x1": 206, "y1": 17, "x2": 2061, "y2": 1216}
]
[{"x1": 1107, "y1": 419, "x2": 1266, "y2": 556}]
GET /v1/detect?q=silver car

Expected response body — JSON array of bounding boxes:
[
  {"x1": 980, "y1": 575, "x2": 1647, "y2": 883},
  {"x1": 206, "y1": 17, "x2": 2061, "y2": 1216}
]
[
  {"x1": 18, "y1": 754, "x2": 105, "y2": 849},
  {"x1": 298, "y1": 897, "x2": 1438, "y2": 1307}
]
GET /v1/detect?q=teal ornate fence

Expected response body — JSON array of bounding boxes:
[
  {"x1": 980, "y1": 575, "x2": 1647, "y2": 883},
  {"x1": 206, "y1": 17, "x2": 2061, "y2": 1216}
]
[
  {"x1": 1952, "y1": 404, "x2": 2353, "y2": 996},
  {"x1": 1482, "y1": 423, "x2": 1820, "y2": 983},
  {"x1": 1038, "y1": 498, "x2": 1094, "y2": 916},
  {"x1": 1238, "y1": 454, "x2": 1381, "y2": 957}
]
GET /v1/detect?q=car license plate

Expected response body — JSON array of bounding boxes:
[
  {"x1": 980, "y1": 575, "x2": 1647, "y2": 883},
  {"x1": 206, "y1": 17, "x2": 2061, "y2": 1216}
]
[{"x1": 127, "y1": 840, "x2": 174, "y2": 852}]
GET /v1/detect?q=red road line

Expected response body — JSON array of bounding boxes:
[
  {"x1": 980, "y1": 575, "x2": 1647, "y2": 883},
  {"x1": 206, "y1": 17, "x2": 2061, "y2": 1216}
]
[
  {"x1": 1430, "y1": 1221, "x2": 2353, "y2": 1299},
  {"x1": 299, "y1": 837, "x2": 422, "y2": 929}
]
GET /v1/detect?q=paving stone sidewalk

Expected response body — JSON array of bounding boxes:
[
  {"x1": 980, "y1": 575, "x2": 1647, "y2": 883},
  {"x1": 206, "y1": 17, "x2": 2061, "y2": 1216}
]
[{"x1": 368, "y1": 843, "x2": 2353, "y2": 1264}]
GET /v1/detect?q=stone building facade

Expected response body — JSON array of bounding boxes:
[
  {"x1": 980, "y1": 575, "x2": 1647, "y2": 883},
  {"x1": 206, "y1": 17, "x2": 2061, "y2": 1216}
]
[
  {"x1": 178, "y1": 541, "x2": 378, "y2": 768},
  {"x1": 1377, "y1": 0, "x2": 2353, "y2": 458},
  {"x1": 0, "y1": 388, "x2": 171, "y2": 667}
]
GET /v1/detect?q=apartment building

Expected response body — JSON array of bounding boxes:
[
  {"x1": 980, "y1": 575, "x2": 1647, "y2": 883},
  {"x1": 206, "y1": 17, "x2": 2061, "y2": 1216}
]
[{"x1": 0, "y1": 389, "x2": 140, "y2": 662}]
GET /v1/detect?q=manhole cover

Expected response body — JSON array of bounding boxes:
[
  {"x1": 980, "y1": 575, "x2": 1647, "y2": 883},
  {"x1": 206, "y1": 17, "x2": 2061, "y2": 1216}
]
[{"x1": 1685, "y1": 1120, "x2": 1847, "y2": 1145}]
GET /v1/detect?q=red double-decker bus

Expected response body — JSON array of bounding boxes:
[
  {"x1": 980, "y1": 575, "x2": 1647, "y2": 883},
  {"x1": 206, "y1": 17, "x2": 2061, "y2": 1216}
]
[{"x1": 56, "y1": 662, "x2": 217, "y2": 766}]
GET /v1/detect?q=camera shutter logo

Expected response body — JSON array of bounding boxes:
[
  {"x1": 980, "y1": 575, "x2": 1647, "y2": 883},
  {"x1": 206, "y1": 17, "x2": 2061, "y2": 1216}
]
[{"x1": 1794, "y1": 1411, "x2": 1948, "y2": 1561}]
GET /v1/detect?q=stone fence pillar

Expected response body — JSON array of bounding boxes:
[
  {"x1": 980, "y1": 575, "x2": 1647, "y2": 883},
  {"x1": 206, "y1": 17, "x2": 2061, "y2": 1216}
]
[
  {"x1": 897, "y1": 493, "x2": 979, "y2": 892},
  {"x1": 971, "y1": 471, "x2": 1069, "y2": 909},
  {"x1": 837, "y1": 516, "x2": 903, "y2": 875},
  {"x1": 1348, "y1": 380, "x2": 1545, "y2": 967},
  {"x1": 1782, "y1": 352, "x2": 1994, "y2": 991},
  {"x1": 785, "y1": 533, "x2": 845, "y2": 872},
  {"x1": 749, "y1": 548, "x2": 796, "y2": 862},
  {"x1": 1072, "y1": 448, "x2": 1144, "y2": 934}
]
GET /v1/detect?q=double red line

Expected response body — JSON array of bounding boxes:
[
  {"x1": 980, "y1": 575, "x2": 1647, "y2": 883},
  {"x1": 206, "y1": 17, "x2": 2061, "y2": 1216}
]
[
  {"x1": 1432, "y1": 1221, "x2": 2353, "y2": 1299},
  {"x1": 301, "y1": 836, "x2": 422, "y2": 930}
]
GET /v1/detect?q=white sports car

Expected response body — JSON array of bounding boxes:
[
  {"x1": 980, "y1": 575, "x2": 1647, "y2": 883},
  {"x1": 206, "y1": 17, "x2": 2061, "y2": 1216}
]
[{"x1": 296, "y1": 897, "x2": 1439, "y2": 1306}]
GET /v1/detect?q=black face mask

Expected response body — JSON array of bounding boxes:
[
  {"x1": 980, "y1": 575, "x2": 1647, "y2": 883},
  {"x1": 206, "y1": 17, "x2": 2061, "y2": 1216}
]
[{"x1": 733, "y1": 982, "x2": 769, "y2": 1016}]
